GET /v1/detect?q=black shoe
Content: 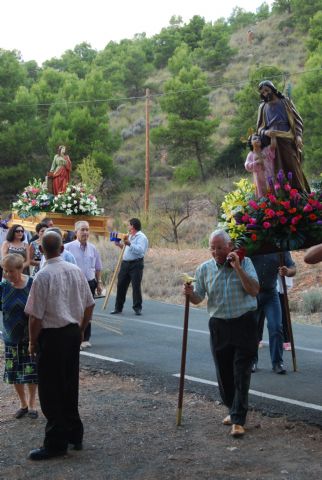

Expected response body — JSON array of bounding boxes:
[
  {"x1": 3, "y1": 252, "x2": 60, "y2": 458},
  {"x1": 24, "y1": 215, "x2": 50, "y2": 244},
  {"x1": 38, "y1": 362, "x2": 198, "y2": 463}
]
[
  {"x1": 251, "y1": 363, "x2": 257, "y2": 373},
  {"x1": 134, "y1": 309, "x2": 142, "y2": 316},
  {"x1": 69, "y1": 442, "x2": 83, "y2": 451},
  {"x1": 28, "y1": 447, "x2": 67, "y2": 461},
  {"x1": 272, "y1": 363, "x2": 286, "y2": 374},
  {"x1": 15, "y1": 407, "x2": 28, "y2": 419},
  {"x1": 110, "y1": 310, "x2": 122, "y2": 314}
]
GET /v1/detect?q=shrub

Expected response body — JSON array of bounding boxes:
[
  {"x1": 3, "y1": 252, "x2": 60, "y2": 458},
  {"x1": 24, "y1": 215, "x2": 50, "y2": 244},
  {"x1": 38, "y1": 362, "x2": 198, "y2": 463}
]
[{"x1": 301, "y1": 288, "x2": 322, "y2": 314}]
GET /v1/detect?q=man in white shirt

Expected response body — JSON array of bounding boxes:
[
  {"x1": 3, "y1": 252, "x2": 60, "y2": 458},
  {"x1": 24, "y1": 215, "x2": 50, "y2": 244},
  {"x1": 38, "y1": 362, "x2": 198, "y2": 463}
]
[
  {"x1": 111, "y1": 218, "x2": 148, "y2": 316},
  {"x1": 25, "y1": 231, "x2": 95, "y2": 460}
]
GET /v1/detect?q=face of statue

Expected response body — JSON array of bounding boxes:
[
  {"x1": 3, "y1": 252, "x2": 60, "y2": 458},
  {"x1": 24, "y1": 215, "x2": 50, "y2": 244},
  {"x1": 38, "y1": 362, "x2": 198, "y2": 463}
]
[
  {"x1": 61, "y1": 146, "x2": 66, "y2": 154},
  {"x1": 260, "y1": 86, "x2": 274, "y2": 102},
  {"x1": 251, "y1": 135, "x2": 261, "y2": 149}
]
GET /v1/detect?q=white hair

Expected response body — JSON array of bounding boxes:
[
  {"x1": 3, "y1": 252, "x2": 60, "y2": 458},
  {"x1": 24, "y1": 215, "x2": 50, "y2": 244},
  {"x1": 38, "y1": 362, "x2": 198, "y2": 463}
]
[
  {"x1": 74, "y1": 220, "x2": 89, "y2": 231},
  {"x1": 209, "y1": 229, "x2": 231, "y2": 246}
]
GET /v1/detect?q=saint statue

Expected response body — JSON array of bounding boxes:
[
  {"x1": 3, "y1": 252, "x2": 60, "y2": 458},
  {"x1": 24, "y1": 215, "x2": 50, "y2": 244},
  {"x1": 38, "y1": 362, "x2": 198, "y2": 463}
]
[
  {"x1": 48, "y1": 145, "x2": 72, "y2": 195},
  {"x1": 256, "y1": 80, "x2": 310, "y2": 192}
]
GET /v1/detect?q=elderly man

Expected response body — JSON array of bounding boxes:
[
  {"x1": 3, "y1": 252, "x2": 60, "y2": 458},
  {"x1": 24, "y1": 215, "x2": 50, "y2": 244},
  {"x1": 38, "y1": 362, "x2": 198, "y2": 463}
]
[
  {"x1": 184, "y1": 230, "x2": 259, "y2": 437},
  {"x1": 256, "y1": 79, "x2": 310, "y2": 192},
  {"x1": 111, "y1": 218, "x2": 148, "y2": 316},
  {"x1": 64, "y1": 221, "x2": 103, "y2": 349},
  {"x1": 25, "y1": 231, "x2": 95, "y2": 460}
]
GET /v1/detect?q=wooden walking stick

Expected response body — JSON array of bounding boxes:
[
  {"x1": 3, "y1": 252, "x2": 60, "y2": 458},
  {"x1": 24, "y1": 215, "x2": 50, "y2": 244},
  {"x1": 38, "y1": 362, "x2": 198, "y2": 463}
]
[
  {"x1": 103, "y1": 232, "x2": 128, "y2": 310},
  {"x1": 176, "y1": 274, "x2": 195, "y2": 426},
  {"x1": 278, "y1": 252, "x2": 297, "y2": 371}
]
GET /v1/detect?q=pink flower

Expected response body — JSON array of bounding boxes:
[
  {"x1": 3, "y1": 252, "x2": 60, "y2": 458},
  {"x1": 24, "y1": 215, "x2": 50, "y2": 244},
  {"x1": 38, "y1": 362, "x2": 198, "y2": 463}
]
[
  {"x1": 241, "y1": 214, "x2": 250, "y2": 222},
  {"x1": 290, "y1": 189, "x2": 299, "y2": 199},
  {"x1": 263, "y1": 222, "x2": 271, "y2": 229},
  {"x1": 249, "y1": 217, "x2": 257, "y2": 225},
  {"x1": 284, "y1": 184, "x2": 291, "y2": 191},
  {"x1": 249, "y1": 200, "x2": 259, "y2": 210},
  {"x1": 279, "y1": 217, "x2": 287, "y2": 224},
  {"x1": 303, "y1": 204, "x2": 313, "y2": 212},
  {"x1": 280, "y1": 201, "x2": 290, "y2": 209},
  {"x1": 31, "y1": 199, "x2": 37, "y2": 206},
  {"x1": 264, "y1": 208, "x2": 275, "y2": 218},
  {"x1": 274, "y1": 183, "x2": 281, "y2": 190}
]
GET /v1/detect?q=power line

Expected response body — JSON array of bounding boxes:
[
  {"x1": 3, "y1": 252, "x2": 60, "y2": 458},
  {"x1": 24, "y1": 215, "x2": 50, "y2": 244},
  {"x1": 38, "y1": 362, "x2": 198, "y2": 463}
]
[{"x1": 0, "y1": 66, "x2": 321, "y2": 109}]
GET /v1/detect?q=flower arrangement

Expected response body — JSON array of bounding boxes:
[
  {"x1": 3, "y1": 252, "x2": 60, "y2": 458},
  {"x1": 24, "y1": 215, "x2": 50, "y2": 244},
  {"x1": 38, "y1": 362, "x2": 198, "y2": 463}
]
[
  {"x1": 12, "y1": 179, "x2": 103, "y2": 217},
  {"x1": 12, "y1": 179, "x2": 54, "y2": 217},
  {"x1": 220, "y1": 171, "x2": 322, "y2": 254},
  {"x1": 52, "y1": 184, "x2": 103, "y2": 216}
]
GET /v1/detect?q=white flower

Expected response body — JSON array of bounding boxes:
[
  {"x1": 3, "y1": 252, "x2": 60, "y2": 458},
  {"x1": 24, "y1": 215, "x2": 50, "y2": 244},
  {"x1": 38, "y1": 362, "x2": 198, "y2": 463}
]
[
  {"x1": 67, "y1": 203, "x2": 72, "y2": 208},
  {"x1": 66, "y1": 209, "x2": 72, "y2": 215}
]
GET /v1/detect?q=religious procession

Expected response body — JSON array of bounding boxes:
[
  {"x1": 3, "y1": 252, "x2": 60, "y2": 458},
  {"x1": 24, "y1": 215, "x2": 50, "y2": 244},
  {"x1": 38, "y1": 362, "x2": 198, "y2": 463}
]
[{"x1": 1, "y1": 74, "x2": 322, "y2": 470}]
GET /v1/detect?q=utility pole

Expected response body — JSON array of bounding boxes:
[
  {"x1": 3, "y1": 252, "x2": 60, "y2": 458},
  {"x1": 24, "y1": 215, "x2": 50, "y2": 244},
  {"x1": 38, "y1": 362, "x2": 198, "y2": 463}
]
[{"x1": 145, "y1": 88, "x2": 150, "y2": 214}]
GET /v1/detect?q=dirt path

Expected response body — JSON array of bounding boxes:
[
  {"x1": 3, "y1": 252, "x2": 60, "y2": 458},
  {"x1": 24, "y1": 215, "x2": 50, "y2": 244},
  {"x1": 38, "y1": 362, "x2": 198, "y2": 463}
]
[{"x1": 1, "y1": 359, "x2": 322, "y2": 480}]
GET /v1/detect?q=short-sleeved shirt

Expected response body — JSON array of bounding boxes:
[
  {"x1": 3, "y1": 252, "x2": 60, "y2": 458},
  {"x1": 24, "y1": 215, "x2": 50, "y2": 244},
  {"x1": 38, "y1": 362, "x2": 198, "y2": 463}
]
[
  {"x1": 251, "y1": 252, "x2": 295, "y2": 291},
  {"x1": 64, "y1": 240, "x2": 102, "y2": 281},
  {"x1": 25, "y1": 257, "x2": 95, "y2": 329},
  {"x1": 194, "y1": 257, "x2": 258, "y2": 319}
]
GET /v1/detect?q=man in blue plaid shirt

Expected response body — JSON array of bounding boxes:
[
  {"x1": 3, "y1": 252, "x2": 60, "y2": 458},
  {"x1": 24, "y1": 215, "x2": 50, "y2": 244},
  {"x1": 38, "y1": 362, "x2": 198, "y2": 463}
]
[{"x1": 184, "y1": 229, "x2": 259, "y2": 437}]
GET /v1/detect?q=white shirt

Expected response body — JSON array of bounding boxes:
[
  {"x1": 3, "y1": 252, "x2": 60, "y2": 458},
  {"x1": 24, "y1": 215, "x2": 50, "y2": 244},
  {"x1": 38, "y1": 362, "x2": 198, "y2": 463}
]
[
  {"x1": 123, "y1": 231, "x2": 148, "y2": 261},
  {"x1": 25, "y1": 257, "x2": 95, "y2": 329}
]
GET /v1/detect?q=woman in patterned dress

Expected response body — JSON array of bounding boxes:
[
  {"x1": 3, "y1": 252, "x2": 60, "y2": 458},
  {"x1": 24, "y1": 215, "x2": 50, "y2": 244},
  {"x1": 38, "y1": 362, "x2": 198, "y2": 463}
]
[
  {"x1": 29, "y1": 222, "x2": 48, "y2": 276},
  {"x1": 1, "y1": 253, "x2": 38, "y2": 419},
  {"x1": 1, "y1": 224, "x2": 30, "y2": 274}
]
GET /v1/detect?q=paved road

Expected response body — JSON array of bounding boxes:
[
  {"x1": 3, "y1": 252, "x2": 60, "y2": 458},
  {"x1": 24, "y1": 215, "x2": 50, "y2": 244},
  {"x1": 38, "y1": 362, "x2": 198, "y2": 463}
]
[
  {"x1": 2, "y1": 296, "x2": 322, "y2": 425},
  {"x1": 83, "y1": 296, "x2": 322, "y2": 425}
]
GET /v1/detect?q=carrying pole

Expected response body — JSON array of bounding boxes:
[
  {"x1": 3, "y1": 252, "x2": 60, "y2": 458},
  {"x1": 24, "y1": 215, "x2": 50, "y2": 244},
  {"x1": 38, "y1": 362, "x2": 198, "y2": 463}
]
[
  {"x1": 278, "y1": 252, "x2": 297, "y2": 371},
  {"x1": 103, "y1": 244, "x2": 126, "y2": 310}
]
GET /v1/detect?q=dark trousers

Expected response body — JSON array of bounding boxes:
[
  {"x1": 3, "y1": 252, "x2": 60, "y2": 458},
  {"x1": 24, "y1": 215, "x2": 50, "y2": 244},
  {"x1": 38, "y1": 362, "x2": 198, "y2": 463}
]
[
  {"x1": 115, "y1": 259, "x2": 144, "y2": 312},
  {"x1": 84, "y1": 279, "x2": 97, "y2": 341},
  {"x1": 209, "y1": 312, "x2": 257, "y2": 426},
  {"x1": 37, "y1": 323, "x2": 83, "y2": 452}
]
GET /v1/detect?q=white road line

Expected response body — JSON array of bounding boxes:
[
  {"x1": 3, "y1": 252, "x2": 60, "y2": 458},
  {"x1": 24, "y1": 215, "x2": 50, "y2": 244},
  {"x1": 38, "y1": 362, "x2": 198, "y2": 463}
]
[
  {"x1": 173, "y1": 374, "x2": 322, "y2": 412},
  {"x1": 80, "y1": 351, "x2": 134, "y2": 365},
  {"x1": 93, "y1": 317, "x2": 322, "y2": 354}
]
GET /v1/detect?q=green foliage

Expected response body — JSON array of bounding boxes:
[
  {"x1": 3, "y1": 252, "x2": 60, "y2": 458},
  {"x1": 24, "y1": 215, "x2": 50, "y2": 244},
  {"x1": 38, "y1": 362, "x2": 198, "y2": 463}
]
[
  {"x1": 76, "y1": 156, "x2": 103, "y2": 194},
  {"x1": 195, "y1": 20, "x2": 236, "y2": 70},
  {"x1": 173, "y1": 161, "x2": 200, "y2": 184},
  {"x1": 228, "y1": 7, "x2": 257, "y2": 31},
  {"x1": 306, "y1": 11, "x2": 322, "y2": 52},
  {"x1": 151, "y1": 65, "x2": 218, "y2": 181},
  {"x1": 301, "y1": 288, "x2": 322, "y2": 313}
]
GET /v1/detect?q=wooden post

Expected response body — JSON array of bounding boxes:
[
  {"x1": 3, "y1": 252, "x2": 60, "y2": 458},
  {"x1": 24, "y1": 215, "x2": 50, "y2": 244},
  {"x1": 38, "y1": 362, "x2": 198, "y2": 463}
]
[
  {"x1": 145, "y1": 88, "x2": 150, "y2": 215},
  {"x1": 278, "y1": 252, "x2": 297, "y2": 371}
]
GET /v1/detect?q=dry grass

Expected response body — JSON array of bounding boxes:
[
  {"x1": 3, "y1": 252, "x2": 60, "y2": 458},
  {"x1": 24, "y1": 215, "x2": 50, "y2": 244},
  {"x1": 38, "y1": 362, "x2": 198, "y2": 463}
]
[{"x1": 93, "y1": 233, "x2": 322, "y2": 326}]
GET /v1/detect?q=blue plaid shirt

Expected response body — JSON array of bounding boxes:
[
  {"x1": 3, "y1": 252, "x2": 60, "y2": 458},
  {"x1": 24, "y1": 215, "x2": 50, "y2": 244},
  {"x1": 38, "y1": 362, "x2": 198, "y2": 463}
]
[{"x1": 194, "y1": 257, "x2": 258, "y2": 319}]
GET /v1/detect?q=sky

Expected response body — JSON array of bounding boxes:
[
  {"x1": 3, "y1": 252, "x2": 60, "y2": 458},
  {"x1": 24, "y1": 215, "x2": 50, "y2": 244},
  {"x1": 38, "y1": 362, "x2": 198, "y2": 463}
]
[{"x1": 1, "y1": 0, "x2": 273, "y2": 65}]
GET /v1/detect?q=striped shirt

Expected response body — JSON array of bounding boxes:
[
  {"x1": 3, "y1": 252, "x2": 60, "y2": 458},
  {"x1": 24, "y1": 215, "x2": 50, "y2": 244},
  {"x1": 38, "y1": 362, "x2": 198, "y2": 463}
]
[{"x1": 194, "y1": 257, "x2": 258, "y2": 319}]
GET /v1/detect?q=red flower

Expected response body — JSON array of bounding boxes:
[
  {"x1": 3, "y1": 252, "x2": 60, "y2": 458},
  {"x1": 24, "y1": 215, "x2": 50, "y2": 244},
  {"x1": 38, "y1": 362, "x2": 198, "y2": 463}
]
[
  {"x1": 279, "y1": 217, "x2": 287, "y2": 224},
  {"x1": 309, "y1": 214, "x2": 318, "y2": 221},
  {"x1": 284, "y1": 184, "x2": 291, "y2": 191},
  {"x1": 263, "y1": 222, "x2": 271, "y2": 229},
  {"x1": 276, "y1": 210, "x2": 285, "y2": 216},
  {"x1": 249, "y1": 217, "x2": 257, "y2": 224},
  {"x1": 290, "y1": 225, "x2": 297, "y2": 232},
  {"x1": 251, "y1": 233, "x2": 257, "y2": 241},
  {"x1": 259, "y1": 202, "x2": 267, "y2": 209},
  {"x1": 241, "y1": 213, "x2": 250, "y2": 222},
  {"x1": 264, "y1": 208, "x2": 276, "y2": 218},
  {"x1": 288, "y1": 208, "x2": 297, "y2": 214},
  {"x1": 290, "y1": 189, "x2": 299, "y2": 198},
  {"x1": 280, "y1": 201, "x2": 290, "y2": 209},
  {"x1": 267, "y1": 194, "x2": 277, "y2": 203}
]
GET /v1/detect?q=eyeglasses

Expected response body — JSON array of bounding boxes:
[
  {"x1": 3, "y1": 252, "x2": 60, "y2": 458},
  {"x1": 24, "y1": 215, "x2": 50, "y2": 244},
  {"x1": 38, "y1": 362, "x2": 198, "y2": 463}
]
[{"x1": 15, "y1": 229, "x2": 24, "y2": 233}]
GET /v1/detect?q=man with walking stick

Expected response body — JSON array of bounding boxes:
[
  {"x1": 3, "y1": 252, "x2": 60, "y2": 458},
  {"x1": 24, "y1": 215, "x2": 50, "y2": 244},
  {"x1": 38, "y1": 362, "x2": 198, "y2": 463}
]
[{"x1": 184, "y1": 229, "x2": 259, "y2": 437}]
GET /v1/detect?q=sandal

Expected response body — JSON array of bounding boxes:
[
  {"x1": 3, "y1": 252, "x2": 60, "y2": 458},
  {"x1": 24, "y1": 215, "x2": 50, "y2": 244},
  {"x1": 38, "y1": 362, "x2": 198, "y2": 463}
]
[
  {"x1": 28, "y1": 410, "x2": 38, "y2": 419},
  {"x1": 14, "y1": 407, "x2": 28, "y2": 419}
]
